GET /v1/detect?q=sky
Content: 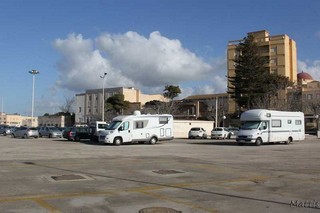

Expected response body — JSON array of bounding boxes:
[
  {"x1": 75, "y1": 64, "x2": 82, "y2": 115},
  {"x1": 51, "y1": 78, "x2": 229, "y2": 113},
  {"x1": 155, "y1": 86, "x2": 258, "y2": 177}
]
[{"x1": 0, "y1": 0, "x2": 320, "y2": 116}]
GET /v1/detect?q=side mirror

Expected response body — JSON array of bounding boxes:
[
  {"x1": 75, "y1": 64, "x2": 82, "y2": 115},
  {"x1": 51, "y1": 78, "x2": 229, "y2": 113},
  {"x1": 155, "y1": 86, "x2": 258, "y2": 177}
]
[{"x1": 118, "y1": 126, "x2": 123, "y2": 131}]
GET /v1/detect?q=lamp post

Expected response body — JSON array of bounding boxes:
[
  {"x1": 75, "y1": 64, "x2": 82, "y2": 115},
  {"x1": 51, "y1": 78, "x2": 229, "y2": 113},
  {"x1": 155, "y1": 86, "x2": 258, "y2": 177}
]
[
  {"x1": 100, "y1": 73, "x2": 107, "y2": 121},
  {"x1": 29, "y1": 70, "x2": 39, "y2": 126}
]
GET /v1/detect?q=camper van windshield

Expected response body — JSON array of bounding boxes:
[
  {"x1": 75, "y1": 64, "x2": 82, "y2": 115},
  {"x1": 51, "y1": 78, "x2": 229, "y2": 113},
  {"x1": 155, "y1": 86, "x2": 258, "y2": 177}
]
[
  {"x1": 240, "y1": 121, "x2": 261, "y2": 130},
  {"x1": 106, "y1": 121, "x2": 122, "y2": 130}
]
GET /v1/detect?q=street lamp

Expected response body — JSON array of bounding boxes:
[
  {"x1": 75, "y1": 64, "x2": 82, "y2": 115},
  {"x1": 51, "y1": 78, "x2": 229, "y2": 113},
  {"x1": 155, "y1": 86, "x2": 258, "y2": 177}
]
[
  {"x1": 100, "y1": 73, "x2": 107, "y2": 121},
  {"x1": 29, "y1": 70, "x2": 40, "y2": 126}
]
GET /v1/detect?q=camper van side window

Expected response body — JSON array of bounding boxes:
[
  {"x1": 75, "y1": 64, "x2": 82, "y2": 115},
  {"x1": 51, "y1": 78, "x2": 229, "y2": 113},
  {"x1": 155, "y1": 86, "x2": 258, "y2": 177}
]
[
  {"x1": 295, "y1": 120, "x2": 302, "y2": 125},
  {"x1": 271, "y1": 120, "x2": 281, "y2": 127},
  {"x1": 135, "y1": 121, "x2": 144, "y2": 129},
  {"x1": 159, "y1": 117, "x2": 169, "y2": 124}
]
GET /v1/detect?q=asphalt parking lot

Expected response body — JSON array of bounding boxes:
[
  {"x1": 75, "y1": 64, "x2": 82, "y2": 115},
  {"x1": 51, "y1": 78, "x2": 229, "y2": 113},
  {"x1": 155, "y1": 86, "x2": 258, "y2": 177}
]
[{"x1": 0, "y1": 135, "x2": 319, "y2": 213}]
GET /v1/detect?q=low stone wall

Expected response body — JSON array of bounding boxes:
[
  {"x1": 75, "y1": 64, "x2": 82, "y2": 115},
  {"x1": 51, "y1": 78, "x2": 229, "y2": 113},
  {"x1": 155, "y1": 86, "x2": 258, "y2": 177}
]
[{"x1": 173, "y1": 120, "x2": 214, "y2": 138}]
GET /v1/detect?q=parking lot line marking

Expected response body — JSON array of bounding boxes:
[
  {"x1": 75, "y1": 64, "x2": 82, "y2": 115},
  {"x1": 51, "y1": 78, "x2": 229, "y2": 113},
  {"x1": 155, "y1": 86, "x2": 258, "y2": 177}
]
[
  {"x1": 139, "y1": 191, "x2": 218, "y2": 213},
  {"x1": 33, "y1": 198, "x2": 61, "y2": 213}
]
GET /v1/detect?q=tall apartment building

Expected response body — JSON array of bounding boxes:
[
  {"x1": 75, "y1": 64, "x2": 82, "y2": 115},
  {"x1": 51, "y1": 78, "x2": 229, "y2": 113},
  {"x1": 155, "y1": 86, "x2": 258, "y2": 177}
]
[
  {"x1": 227, "y1": 30, "x2": 298, "y2": 113},
  {"x1": 75, "y1": 87, "x2": 166, "y2": 124}
]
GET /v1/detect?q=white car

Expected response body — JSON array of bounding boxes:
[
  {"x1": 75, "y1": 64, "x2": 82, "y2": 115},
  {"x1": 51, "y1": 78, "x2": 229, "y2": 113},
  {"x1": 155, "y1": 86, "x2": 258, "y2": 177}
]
[
  {"x1": 211, "y1": 127, "x2": 231, "y2": 139},
  {"x1": 188, "y1": 127, "x2": 207, "y2": 139}
]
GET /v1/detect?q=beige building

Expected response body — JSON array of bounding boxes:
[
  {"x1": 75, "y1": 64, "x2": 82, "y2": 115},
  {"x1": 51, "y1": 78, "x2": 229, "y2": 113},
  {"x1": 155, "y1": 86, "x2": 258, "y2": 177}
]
[
  {"x1": 0, "y1": 112, "x2": 38, "y2": 127},
  {"x1": 227, "y1": 30, "x2": 298, "y2": 113},
  {"x1": 75, "y1": 87, "x2": 166, "y2": 124},
  {"x1": 38, "y1": 115, "x2": 73, "y2": 127}
]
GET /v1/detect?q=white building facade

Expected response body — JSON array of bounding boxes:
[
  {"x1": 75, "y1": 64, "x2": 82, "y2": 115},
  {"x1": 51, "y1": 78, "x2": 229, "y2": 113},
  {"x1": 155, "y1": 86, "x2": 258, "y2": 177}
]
[{"x1": 75, "y1": 87, "x2": 166, "y2": 124}]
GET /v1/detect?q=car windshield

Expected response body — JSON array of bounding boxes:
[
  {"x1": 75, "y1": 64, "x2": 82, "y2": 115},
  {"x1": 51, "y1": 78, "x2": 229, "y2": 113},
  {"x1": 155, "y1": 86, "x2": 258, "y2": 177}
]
[
  {"x1": 191, "y1": 128, "x2": 200, "y2": 131},
  {"x1": 48, "y1": 127, "x2": 60, "y2": 131},
  {"x1": 240, "y1": 121, "x2": 261, "y2": 130},
  {"x1": 213, "y1": 128, "x2": 224, "y2": 131},
  {"x1": 106, "y1": 121, "x2": 122, "y2": 130}
]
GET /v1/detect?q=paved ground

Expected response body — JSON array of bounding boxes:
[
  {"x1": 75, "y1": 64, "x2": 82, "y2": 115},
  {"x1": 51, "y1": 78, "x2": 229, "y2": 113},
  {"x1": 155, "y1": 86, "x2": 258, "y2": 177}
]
[{"x1": 0, "y1": 135, "x2": 319, "y2": 213}]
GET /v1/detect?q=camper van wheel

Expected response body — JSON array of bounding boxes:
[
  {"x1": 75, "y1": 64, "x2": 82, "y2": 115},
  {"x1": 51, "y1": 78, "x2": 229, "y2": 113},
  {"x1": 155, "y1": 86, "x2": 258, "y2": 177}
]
[
  {"x1": 113, "y1": 137, "x2": 122, "y2": 146},
  {"x1": 285, "y1": 137, "x2": 292, "y2": 145},
  {"x1": 149, "y1": 137, "x2": 158, "y2": 145},
  {"x1": 255, "y1": 138, "x2": 262, "y2": 146}
]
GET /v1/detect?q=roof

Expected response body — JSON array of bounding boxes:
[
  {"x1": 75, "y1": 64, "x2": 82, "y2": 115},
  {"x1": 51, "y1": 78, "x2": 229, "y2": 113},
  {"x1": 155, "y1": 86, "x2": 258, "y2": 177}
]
[
  {"x1": 297, "y1": 71, "x2": 313, "y2": 81},
  {"x1": 184, "y1": 93, "x2": 228, "y2": 101}
]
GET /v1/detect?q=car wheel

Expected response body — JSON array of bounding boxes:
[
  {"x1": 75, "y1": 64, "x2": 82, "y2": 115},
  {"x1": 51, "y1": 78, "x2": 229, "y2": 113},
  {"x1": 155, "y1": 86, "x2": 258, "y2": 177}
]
[
  {"x1": 255, "y1": 138, "x2": 262, "y2": 146},
  {"x1": 24, "y1": 134, "x2": 29, "y2": 139},
  {"x1": 75, "y1": 136, "x2": 80, "y2": 142},
  {"x1": 285, "y1": 137, "x2": 292, "y2": 145},
  {"x1": 149, "y1": 137, "x2": 158, "y2": 145},
  {"x1": 3, "y1": 132, "x2": 6, "y2": 136},
  {"x1": 113, "y1": 137, "x2": 122, "y2": 146},
  {"x1": 227, "y1": 133, "x2": 231, "y2": 139},
  {"x1": 49, "y1": 134, "x2": 52, "y2": 138}
]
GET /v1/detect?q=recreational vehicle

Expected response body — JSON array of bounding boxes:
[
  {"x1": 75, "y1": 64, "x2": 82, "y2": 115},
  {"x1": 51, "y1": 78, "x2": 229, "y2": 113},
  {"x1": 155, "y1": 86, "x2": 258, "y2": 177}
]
[
  {"x1": 98, "y1": 111, "x2": 173, "y2": 145},
  {"x1": 236, "y1": 109, "x2": 305, "y2": 146}
]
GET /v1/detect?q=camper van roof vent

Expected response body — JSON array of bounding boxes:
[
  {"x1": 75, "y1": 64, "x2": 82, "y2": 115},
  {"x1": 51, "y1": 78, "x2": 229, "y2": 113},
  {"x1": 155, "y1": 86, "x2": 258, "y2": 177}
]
[{"x1": 133, "y1": 110, "x2": 141, "y2": 116}]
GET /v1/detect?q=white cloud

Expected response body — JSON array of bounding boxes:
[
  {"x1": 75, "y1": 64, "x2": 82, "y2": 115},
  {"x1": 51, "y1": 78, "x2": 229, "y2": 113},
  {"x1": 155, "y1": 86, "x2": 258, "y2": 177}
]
[
  {"x1": 96, "y1": 31, "x2": 212, "y2": 86},
  {"x1": 54, "y1": 33, "x2": 135, "y2": 92},
  {"x1": 54, "y1": 31, "x2": 215, "y2": 96},
  {"x1": 298, "y1": 60, "x2": 320, "y2": 81}
]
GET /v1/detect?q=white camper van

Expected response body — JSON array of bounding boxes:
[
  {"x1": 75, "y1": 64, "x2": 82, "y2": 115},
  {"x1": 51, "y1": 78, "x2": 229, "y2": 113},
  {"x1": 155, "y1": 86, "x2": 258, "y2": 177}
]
[
  {"x1": 98, "y1": 111, "x2": 173, "y2": 145},
  {"x1": 236, "y1": 109, "x2": 305, "y2": 146}
]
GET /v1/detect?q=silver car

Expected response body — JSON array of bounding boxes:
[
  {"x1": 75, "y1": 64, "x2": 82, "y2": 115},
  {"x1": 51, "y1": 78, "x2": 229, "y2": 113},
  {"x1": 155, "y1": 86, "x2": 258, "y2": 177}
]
[
  {"x1": 211, "y1": 127, "x2": 231, "y2": 139},
  {"x1": 188, "y1": 127, "x2": 208, "y2": 139},
  {"x1": 39, "y1": 126, "x2": 62, "y2": 138},
  {"x1": 12, "y1": 127, "x2": 39, "y2": 139}
]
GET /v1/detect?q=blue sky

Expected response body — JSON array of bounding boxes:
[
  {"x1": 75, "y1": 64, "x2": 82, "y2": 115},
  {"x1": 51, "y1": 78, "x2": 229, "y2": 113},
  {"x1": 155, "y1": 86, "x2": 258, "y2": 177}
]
[{"x1": 0, "y1": 0, "x2": 320, "y2": 116}]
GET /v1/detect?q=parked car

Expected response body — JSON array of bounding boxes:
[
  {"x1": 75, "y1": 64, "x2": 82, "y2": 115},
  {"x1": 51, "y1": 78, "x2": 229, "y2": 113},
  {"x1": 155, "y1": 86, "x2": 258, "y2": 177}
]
[
  {"x1": 188, "y1": 127, "x2": 207, "y2": 139},
  {"x1": 227, "y1": 127, "x2": 239, "y2": 139},
  {"x1": 0, "y1": 125, "x2": 15, "y2": 136},
  {"x1": 11, "y1": 127, "x2": 39, "y2": 139},
  {"x1": 63, "y1": 127, "x2": 92, "y2": 141},
  {"x1": 211, "y1": 127, "x2": 231, "y2": 139},
  {"x1": 62, "y1": 127, "x2": 76, "y2": 141},
  {"x1": 39, "y1": 126, "x2": 62, "y2": 138}
]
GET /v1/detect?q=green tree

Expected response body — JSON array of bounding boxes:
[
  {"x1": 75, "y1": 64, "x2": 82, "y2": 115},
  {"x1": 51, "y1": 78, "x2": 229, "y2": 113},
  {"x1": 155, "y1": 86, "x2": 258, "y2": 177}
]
[
  {"x1": 228, "y1": 34, "x2": 269, "y2": 110},
  {"x1": 105, "y1": 94, "x2": 130, "y2": 115},
  {"x1": 143, "y1": 100, "x2": 166, "y2": 114},
  {"x1": 163, "y1": 85, "x2": 181, "y2": 113},
  {"x1": 252, "y1": 74, "x2": 293, "y2": 109}
]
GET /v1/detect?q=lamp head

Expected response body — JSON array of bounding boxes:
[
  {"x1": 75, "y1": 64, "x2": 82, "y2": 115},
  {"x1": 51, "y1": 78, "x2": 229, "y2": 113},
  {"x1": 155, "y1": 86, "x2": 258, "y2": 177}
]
[{"x1": 29, "y1": 70, "x2": 40, "y2": 75}]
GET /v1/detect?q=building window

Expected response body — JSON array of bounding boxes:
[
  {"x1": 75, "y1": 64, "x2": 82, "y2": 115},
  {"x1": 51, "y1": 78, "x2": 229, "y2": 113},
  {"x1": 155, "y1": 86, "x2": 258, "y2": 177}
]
[
  {"x1": 270, "y1": 47, "x2": 277, "y2": 53},
  {"x1": 307, "y1": 94, "x2": 313, "y2": 100},
  {"x1": 79, "y1": 107, "x2": 81, "y2": 113},
  {"x1": 270, "y1": 58, "x2": 277, "y2": 65},
  {"x1": 270, "y1": 69, "x2": 277, "y2": 74}
]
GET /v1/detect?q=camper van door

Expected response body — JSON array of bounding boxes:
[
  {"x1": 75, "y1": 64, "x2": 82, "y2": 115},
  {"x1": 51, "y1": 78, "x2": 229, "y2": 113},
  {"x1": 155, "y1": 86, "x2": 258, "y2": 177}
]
[{"x1": 119, "y1": 121, "x2": 131, "y2": 142}]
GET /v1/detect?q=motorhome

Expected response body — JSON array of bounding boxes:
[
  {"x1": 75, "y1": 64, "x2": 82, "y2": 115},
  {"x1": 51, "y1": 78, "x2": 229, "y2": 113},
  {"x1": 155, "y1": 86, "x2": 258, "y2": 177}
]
[
  {"x1": 98, "y1": 111, "x2": 173, "y2": 145},
  {"x1": 89, "y1": 121, "x2": 108, "y2": 141},
  {"x1": 236, "y1": 109, "x2": 305, "y2": 146}
]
